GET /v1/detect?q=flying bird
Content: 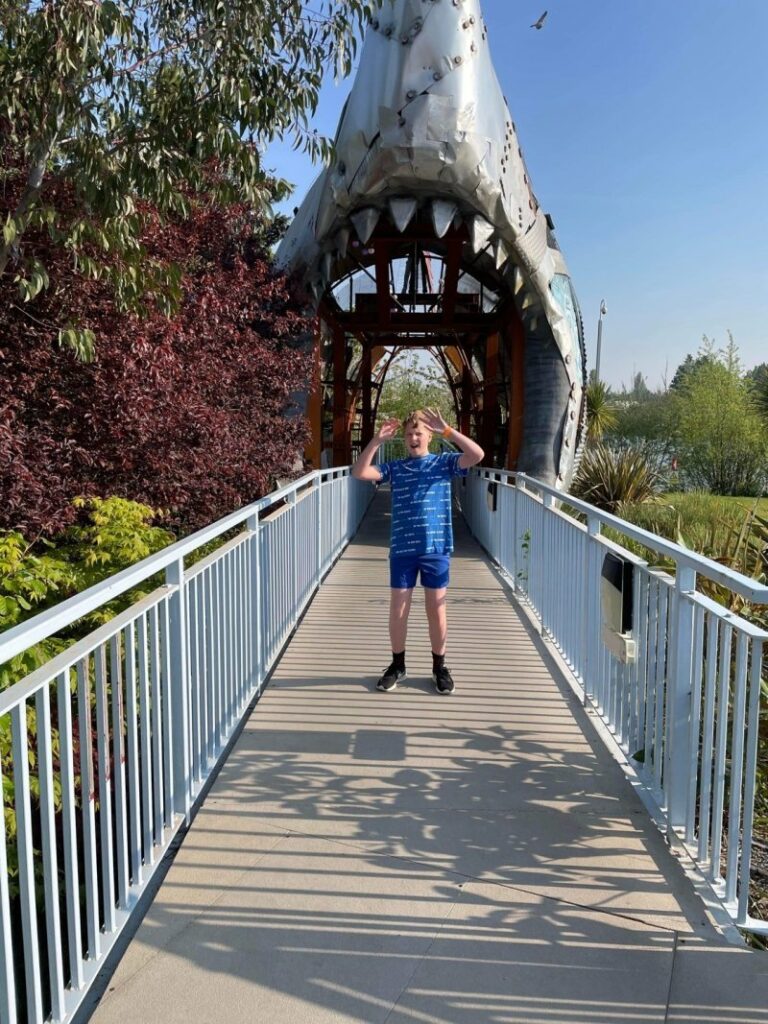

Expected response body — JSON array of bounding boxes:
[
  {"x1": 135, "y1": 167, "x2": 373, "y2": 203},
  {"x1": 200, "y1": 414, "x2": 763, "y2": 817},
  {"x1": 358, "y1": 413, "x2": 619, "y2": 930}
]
[{"x1": 531, "y1": 10, "x2": 548, "y2": 30}]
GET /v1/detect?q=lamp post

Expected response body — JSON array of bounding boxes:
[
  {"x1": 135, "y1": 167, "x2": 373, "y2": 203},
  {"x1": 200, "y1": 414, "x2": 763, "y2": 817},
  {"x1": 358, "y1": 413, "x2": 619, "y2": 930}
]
[{"x1": 594, "y1": 299, "x2": 607, "y2": 384}]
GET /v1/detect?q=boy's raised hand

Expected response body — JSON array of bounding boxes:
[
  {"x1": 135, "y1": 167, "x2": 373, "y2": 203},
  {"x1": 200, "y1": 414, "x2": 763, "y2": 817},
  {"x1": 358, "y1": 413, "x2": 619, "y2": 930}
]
[
  {"x1": 376, "y1": 418, "x2": 401, "y2": 441},
  {"x1": 421, "y1": 407, "x2": 448, "y2": 434}
]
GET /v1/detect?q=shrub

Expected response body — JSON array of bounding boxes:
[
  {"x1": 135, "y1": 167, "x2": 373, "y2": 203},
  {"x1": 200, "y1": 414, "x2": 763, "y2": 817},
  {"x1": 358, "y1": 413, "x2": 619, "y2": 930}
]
[
  {"x1": 0, "y1": 184, "x2": 312, "y2": 537},
  {"x1": 570, "y1": 443, "x2": 663, "y2": 514}
]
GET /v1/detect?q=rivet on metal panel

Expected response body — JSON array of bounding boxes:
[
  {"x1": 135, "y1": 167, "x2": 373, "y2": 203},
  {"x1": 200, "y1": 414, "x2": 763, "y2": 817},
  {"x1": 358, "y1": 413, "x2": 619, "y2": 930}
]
[
  {"x1": 470, "y1": 42, "x2": 477, "y2": 52},
  {"x1": 406, "y1": 89, "x2": 417, "y2": 100},
  {"x1": 433, "y1": 71, "x2": 442, "y2": 80},
  {"x1": 470, "y1": 15, "x2": 475, "y2": 23},
  {"x1": 400, "y1": 34, "x2": 409, "y2": 44},
  {"x1": 384, "y1": 24, "x2": 393, "y2": 36},
  {"x1": 454, "y1": 55, "x2": 462, "y2": 65},
  {"x1": 565, "y1": 353, "x2": 572, "y2": 364},
  {"x1": 372, "y1": 18, "x2": 379, "y2": 29}
]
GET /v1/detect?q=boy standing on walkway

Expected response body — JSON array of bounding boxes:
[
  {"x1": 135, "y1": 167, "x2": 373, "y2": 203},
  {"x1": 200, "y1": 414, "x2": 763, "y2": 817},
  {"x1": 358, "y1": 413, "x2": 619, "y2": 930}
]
[{"x1": 352, "y1": 408, "x2": 484, "y2": 694}]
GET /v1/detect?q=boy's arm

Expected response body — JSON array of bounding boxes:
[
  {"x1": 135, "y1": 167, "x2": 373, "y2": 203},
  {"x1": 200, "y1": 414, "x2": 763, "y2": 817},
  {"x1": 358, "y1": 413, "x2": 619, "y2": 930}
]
[
  {"x1": 421, "y1": 408, "x2": 484, "y2": 469},
  {"x1": 351, "y1": 418, "x2": 400, "y2": 481}
]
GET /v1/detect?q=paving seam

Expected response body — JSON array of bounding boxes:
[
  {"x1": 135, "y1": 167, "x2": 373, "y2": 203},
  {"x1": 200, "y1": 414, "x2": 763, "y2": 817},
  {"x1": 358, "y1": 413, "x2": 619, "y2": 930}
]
[
  {"x1": 380, "y1": 896, "x2": 465, "y2": 1024},
  {"x1": 237, "y1": 818, "x2": 687, "y2": 937},
  {"x1": 662, "y1": 931, "x2": 680, "y2": 1024}
]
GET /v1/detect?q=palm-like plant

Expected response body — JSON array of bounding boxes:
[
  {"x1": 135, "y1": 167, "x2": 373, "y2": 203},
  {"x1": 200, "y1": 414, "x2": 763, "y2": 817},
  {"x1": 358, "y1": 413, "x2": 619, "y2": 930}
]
[
  {"x1": 585, "y1": 380, "x2": 618, "y2": 443},
  {"x1": 571, "y1": 443, "x2": 662, "y2": 514}
]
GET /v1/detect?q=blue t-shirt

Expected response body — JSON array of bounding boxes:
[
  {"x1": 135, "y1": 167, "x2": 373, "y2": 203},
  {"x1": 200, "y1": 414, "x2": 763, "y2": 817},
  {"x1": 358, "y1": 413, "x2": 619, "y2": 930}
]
[{"x1": 377, "y1": 452, "x2": 468, "y2": 556}]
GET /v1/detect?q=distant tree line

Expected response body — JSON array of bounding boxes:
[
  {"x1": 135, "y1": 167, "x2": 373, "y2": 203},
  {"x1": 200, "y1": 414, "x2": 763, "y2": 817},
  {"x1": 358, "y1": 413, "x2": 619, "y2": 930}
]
[{"x1": 585, "y1": 333, "x2": 768, "y2": 497}]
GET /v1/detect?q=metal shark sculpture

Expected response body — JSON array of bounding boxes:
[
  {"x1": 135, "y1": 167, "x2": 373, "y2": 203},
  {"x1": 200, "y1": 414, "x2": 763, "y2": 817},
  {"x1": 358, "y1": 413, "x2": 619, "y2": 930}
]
[{"x1": 277, "y1": 0, "x2": 586, "y2": 486}]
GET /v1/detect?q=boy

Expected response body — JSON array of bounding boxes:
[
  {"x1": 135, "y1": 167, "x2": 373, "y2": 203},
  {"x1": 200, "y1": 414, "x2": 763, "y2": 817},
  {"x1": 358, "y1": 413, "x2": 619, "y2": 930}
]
[{"x1": 352, "y1": 408, "x2": 484, "y2": 694}]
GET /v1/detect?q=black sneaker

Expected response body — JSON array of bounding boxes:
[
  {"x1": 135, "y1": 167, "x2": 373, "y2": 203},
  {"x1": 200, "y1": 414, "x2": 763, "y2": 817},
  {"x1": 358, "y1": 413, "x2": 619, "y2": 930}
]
[
  {"x1": 433, "y1": 665, "x2": 455, "y2": 695},
  {"x1": 376, "y1": 663, "x2": 406, "y2": 692}
]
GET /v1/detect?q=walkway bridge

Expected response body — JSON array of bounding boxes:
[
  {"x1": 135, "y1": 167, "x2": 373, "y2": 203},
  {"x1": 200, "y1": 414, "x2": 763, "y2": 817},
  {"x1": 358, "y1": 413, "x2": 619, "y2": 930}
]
[{"x1": 1, "y1": 470, "x2": 767, "y2": 1024}]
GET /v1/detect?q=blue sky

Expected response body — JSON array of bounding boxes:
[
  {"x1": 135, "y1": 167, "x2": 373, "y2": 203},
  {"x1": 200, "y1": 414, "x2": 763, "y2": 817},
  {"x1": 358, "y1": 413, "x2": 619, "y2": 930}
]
[{"x1": 264, "y1": 0, "x2": 768, "y2": 390}]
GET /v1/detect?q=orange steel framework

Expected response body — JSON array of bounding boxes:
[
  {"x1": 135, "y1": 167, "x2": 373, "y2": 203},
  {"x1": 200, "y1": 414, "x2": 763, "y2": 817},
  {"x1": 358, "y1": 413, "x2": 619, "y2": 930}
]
[{"x1": 304, "y1": 217, "x2": 525, "y2": 471}]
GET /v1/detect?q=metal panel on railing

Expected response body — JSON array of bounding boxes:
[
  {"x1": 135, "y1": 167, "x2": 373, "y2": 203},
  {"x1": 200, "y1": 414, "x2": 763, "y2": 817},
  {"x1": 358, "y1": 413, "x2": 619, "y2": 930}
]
[
  {"x1": 459, "y1": 468, "x2": 768, "y2": 937},
  {"x1": 0, "y1": 468, "x2": 373, "y2": 1024}
]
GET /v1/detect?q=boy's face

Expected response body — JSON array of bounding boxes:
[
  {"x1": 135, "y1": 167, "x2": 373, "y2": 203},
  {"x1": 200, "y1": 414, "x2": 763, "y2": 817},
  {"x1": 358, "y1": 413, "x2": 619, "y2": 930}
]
[{"x1": 404, "y1": 419, "x2": 432, "y2": 457}]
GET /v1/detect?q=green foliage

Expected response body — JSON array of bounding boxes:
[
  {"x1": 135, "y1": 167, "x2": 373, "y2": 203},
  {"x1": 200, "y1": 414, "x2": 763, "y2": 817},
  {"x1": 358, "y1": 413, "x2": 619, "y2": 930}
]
[
  {"x1": 0, "y1": 0, "x2": 373, "y2": 312},
  {"x1": 0, "y1": 496, "x2": 174, "y2": 690},
  {"x1": 608, "y1": 391, "x2": 675, "y2": 454},
  {"x1": 571, "y1": 443, "x2": 663, "y2": 514},
  {"x1": 670, "y1": 340, "x2": 768, "y2": 495},
  {"x1": 0, "y1": 533, "x2": 74, "y2": 689},
  {"x1": 585, "y1": 380, "x2": 617, "y2": 443},
  {"x1": 746, "y1": 362, "x2": 768, "y2": 419},
  {"x1": 376, "y1": 351, "x2": 456, "y2": 434}
]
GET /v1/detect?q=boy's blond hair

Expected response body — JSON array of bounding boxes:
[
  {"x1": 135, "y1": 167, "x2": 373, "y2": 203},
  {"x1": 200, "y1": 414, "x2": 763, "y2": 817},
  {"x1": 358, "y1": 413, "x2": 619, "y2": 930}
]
[{"x1": 401, "y1": 410, "x2": 432, "y2": 432}]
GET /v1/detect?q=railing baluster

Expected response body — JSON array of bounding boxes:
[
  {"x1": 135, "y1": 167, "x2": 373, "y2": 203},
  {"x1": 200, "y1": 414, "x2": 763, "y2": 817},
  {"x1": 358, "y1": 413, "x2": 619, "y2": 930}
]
[
  {"x1": 738, "y1": 638, "x2": 764, "y2": 925},
  {"x1": 77, "y1": 657, "x2": 101, "y2": 961},
  {"x1": 35, "y1": 684, "x2": 66, "y2": 1022},
  {"x1": 166, "y1": 558, "x2": 191, "y2": 822},
  {"x1": 110, "y1": 634, "x2": 129, "y2": 910},
  {"x1": 137, "y1": 614, "x2": 154, "y2": 867},
  {"x1": 57, "y1": 669, "x2": 84, "y2": 990},
  {"x1": 0, "y1": 756, "x2": 17, "y2": 1024},
  {"x1": 94, "y1": 645, "x2": 116, "y2": 932},
  {"x1": 10, "y1": 702, "x2": 43, "y2": 1022}
]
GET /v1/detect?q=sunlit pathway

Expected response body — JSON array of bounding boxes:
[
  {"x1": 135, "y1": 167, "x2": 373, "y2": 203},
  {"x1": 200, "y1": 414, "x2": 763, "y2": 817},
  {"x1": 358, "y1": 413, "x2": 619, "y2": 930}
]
[{"x1": 87, "y1": 492, "x2": 768, "y2": 1024}]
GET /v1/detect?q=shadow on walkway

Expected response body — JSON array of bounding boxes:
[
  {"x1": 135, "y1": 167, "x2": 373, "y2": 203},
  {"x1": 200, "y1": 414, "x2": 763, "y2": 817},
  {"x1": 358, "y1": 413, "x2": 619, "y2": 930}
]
[{"x1": 87, "y1": 492, "x2": 768, "y2": 1024}]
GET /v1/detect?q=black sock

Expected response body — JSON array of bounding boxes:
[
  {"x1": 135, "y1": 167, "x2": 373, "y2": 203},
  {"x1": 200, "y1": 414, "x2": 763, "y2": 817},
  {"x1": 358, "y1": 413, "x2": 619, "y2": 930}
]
[
  {"x1": 432, "y1": 652, "x2": 445, "y2": 674},
  {"x1": 393, "y1": 650, "x2": 406, "y2": 671}
]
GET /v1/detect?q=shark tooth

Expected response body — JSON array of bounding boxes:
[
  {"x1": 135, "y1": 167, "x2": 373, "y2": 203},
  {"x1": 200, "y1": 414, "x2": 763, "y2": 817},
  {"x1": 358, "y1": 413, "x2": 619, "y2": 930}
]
[
  {"x1": 431, "y1": 199, "x2": 458, "y2": 238},
  {"x1": 470, "y1": 215, "x2": 494, "y2": 253},
  {"x1": 335, "y1": 227, "x2": 350, "y2": 259},
  {"x1": 512, "y1": 265, "x2": 524, "y2": 295},
  {"x1": 350, "y1": 207, "x2": 380, "y2": 245},
  {"x1": 388, "y1": 197, "x2": 417, "y2": 232}
]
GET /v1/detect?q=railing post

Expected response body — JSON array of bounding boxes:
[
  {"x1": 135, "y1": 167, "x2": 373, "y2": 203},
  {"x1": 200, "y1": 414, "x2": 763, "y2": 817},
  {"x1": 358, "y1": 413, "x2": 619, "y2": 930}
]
[
  {"x1": 582, "y1": 515, "x2": 601, "y2": 705},
  {"x1": 317, "y1": 476, "x2": 323, "y2": 583},
  {"x1": 165, "y1": 558, "x2": 191, "y2": 822},
  {"x1": 539, "y1": 492, "x2": 555, "y2": 636},
  {"x1": 510, "y1": 477, "x2": 521, "y2": 590},
  {"x1": 667, "y1": 564, "x2": 697, "y2": 829},
  {"x1": 288, "y1": 489, "x2": 298, "y2": 613},
  {"x1": 247, "y1": 513, "x2": 262, "y2": 693}
]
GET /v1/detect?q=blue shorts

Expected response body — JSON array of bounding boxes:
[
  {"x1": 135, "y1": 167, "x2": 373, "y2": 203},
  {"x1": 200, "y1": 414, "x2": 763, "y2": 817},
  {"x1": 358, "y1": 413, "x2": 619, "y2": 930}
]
[{"x1": 389, "y1": 553, "x2": 451, "y2": 590}]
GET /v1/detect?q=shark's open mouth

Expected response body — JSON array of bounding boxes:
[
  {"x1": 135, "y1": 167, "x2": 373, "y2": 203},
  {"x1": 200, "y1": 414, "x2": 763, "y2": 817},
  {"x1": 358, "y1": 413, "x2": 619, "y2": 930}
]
[{"x1": 277, "y1": 0, "x2": 587, "y2": 486}]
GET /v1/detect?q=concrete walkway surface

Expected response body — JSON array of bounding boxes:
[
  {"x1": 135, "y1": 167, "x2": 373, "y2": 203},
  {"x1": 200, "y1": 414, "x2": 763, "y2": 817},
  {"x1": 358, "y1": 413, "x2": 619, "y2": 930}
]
[{"x1": 87, "y1": 493, "x2": 768, "y2": 1024}]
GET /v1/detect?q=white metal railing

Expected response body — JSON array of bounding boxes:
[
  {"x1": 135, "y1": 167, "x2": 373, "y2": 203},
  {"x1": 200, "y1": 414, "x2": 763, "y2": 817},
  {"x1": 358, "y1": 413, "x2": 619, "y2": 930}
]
[
  {"x1": 459, "y1": 468, "x2": 768, "y2": 936},
  {"x1": 0, "y1": 468, "x2": 373, "y2": 1024}
]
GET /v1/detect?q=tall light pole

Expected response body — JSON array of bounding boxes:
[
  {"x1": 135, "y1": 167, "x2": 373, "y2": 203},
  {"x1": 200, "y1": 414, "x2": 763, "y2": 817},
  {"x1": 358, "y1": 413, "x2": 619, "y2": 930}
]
[{"x1": 594, "y1": 299, "x2": 607, "y2": 384}]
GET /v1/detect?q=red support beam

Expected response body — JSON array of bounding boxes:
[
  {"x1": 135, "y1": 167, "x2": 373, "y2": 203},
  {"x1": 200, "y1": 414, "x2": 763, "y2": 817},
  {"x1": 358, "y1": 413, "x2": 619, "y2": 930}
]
[
  {"x1": 483, "y1": 332, "x2": 500, "y2": 464},
  {"x1": 304, "y1": 318, "x2": 323, "y2": 469},
  {"x1": 361, "y1": 344, "x2": 373, "y2": 446},
  {"x1": 506, "y1": 312, "x2": 525, "y2": 470},
  {"x1": 332, "y1": 323, "x2": 350, "y2": 466}
]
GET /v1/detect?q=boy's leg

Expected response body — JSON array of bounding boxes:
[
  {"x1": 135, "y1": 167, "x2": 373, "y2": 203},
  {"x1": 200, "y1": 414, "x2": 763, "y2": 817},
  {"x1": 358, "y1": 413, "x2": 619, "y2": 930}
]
[
  {"x1": 423, "y1": 587, "x2": 447, "y2": 654},
  {"x1": 389, "y1": 588, "x2": 414, "y2": 652},
  {"x1": 421, "y1": 555, "x2": 454, "y2": 694}
]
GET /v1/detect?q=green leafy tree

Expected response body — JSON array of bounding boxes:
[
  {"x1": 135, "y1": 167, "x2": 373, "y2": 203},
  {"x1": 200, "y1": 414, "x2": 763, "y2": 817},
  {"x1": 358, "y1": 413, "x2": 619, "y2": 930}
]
[
  {"x1": 746, "y1": 362, "x2": 768, "y2": 418},
  {"x1": 376, "y1": 351, "x2": 456, "y2": 430},
  {"x1": 671, "y1": 344, "x2": 768, "y2": 496},
  {"x1": 0, "y1": 0, "x2": 372, "y2": 340}
]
